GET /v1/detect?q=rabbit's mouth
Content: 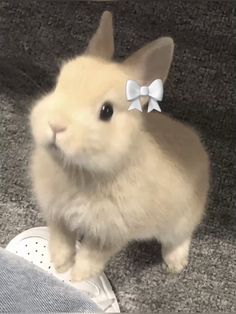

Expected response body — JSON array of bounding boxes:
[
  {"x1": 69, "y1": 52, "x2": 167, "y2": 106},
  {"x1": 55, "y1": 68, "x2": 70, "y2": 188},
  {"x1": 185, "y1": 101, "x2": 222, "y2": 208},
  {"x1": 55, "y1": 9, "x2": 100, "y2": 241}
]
[
  {"x1": 47, "y1": 142, "x2": 63, "y2": 156},
  {"x1": 47, "y1": 141, "x2": 81, "y2": 167},
  {"x1": 49, "y1": 142, "x2": 58, "y2": 151}
]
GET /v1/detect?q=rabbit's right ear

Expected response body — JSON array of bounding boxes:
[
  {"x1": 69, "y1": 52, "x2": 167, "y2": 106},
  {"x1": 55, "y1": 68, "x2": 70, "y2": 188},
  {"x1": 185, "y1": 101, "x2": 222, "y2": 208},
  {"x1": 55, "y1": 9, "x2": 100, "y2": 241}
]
[{"x1": 85, "y1": 11, "x2": 114, "y2": 60}]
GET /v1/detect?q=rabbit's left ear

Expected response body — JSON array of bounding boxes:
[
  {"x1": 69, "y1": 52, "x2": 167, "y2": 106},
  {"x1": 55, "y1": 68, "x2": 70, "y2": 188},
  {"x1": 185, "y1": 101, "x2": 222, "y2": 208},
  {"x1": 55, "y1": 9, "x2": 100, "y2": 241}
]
[
  {"x1": 86, "y1": 11, "x2": 114, "y2": 60},
  {"x1": 123, "y1": 37, "x2": 174, "y2": 83}
]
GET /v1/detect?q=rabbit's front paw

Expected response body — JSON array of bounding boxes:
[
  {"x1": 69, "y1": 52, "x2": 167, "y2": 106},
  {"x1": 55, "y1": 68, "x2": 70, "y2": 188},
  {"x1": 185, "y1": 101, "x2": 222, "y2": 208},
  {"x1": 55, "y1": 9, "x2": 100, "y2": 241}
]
[
  {"x1": 49, "y1": 239, "x2": 75, "y2": 273},
  {"x1": 50, "y1": 244, "x2": 75, "y2": 273},
  {"x1": 51, "y1": 249, "x2": 75, "y2": 273},
  {"x1": 71, "y1": 254, "x2": 104, "y2": 282},
  {"x1": 49, "y1": 226, "x2": 76, "y2": 273}
]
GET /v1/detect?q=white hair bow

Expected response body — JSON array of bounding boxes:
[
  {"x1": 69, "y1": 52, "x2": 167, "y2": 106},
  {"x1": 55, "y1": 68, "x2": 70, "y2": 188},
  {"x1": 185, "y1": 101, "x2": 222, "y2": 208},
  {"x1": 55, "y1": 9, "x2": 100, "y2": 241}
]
[{"x1": 126, "y1": 79, "x2": 163, "y2": 113}]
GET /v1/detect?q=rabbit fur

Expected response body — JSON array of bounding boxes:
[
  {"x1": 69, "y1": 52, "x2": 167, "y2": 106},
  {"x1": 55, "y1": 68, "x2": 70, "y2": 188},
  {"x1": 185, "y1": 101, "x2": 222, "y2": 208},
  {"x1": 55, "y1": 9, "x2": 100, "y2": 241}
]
[{"x1": 29, "y1": 11, "x2": 209, "y2": 281}]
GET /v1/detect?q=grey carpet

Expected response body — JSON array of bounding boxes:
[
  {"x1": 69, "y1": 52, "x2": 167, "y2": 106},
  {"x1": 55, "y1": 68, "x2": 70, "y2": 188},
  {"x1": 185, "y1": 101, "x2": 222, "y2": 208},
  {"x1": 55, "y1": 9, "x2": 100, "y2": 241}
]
[{"x1": 0, "y1": 1, "x2": 235, "y2": 312}]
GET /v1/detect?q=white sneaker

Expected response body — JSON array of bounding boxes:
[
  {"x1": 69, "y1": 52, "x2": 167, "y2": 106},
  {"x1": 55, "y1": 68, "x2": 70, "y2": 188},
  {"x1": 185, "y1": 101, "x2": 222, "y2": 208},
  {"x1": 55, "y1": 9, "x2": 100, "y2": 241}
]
[{"x1": 6, "y1": 227, "x2": 120, "y2": 313}]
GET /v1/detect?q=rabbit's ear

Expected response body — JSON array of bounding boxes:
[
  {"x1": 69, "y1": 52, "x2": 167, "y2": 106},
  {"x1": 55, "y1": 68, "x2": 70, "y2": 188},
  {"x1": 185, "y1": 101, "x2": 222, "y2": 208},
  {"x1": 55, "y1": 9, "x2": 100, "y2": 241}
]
[
  {"x1": 123, "y1": 37, "x2": 174, "y2": 83},
  {"x1": 86, "y1": 11, "x2": 114, "y2": 60}
]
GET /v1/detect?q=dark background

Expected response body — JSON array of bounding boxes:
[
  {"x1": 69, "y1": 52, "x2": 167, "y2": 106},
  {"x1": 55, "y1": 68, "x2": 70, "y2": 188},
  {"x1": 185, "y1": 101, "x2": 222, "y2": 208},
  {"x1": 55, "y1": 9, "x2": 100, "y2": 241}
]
[{"x1": 0, "y1": 1, "x2": 235, "y2": 312}]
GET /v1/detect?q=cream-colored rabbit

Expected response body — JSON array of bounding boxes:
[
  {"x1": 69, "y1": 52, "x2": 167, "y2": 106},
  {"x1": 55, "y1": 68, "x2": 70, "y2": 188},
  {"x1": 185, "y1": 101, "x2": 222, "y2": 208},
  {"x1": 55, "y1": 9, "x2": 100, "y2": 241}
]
[{"x1": 30, "y1": 12, "x2": 209, "y2": 281}]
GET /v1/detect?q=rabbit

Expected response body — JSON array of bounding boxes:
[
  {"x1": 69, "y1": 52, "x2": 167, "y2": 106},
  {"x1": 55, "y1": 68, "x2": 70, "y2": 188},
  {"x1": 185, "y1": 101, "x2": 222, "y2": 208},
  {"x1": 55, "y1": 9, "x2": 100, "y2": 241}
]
[{"x1": 29, "y1": 11, "x2": 210, "y2": 282}]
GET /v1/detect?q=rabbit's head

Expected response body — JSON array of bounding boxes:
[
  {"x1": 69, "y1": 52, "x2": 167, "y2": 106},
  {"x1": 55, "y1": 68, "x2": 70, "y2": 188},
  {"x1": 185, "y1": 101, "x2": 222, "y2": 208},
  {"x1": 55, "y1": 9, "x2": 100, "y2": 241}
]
[{"x1": 30, "y1": 11, "x2": 174, "y2": 173}]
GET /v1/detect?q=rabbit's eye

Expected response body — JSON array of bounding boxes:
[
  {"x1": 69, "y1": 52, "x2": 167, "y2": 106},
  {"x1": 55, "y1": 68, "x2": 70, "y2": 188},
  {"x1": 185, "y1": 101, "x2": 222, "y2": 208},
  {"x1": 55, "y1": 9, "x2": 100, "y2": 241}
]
[{"x1": 99, "y1": 102, "x2": 113, "y2": 121}]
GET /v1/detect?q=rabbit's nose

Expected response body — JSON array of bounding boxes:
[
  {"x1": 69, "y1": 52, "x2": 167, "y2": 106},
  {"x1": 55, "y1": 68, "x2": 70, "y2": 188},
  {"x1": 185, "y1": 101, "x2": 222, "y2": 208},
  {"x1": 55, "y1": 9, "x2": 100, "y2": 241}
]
[{"x1": 49, "y1": 122, "x2": 67, "y2": 134}]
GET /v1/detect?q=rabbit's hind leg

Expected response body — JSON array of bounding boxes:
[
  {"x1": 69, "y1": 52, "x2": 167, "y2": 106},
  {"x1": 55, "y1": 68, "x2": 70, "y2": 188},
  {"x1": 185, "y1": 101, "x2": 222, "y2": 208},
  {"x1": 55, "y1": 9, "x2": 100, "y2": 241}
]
[{"x1": 161, "y1": 237, "x2": 191, "y2": 273}]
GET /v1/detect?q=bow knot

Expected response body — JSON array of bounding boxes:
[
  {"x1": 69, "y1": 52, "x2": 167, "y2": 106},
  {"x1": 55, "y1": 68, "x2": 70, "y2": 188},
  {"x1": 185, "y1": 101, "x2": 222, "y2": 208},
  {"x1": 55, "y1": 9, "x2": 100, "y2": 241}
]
[
  {"x1": 126, "y1": 79, "x2": 163, "y2": 112},
  {"x1": 140, "y1": 86, "x2": 149, "y2": 96}
]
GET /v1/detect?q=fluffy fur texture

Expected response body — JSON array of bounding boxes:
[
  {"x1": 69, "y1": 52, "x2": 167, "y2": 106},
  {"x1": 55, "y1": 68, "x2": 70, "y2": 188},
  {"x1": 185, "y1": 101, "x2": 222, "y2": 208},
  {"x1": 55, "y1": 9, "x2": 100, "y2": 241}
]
[{"x1": 30, "y1": 11, "x2": 209, "y2": 281}]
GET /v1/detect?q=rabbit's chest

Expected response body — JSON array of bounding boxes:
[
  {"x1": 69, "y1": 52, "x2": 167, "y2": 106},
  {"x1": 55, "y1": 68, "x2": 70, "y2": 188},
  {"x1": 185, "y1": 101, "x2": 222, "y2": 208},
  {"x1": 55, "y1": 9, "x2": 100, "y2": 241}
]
[
  {"x1": 47, "y1": 185, "x2": 130, "y2": 241},
  {"x1": 35, "y1": 152, "x2": 160, "y2": 241}
]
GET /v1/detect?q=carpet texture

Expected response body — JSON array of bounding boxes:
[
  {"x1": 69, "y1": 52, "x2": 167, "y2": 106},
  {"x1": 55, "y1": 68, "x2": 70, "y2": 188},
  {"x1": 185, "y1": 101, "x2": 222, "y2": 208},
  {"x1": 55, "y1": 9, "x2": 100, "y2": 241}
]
[{"x1": 0, "y1": 1, "x2": 235, "y2": 312}]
